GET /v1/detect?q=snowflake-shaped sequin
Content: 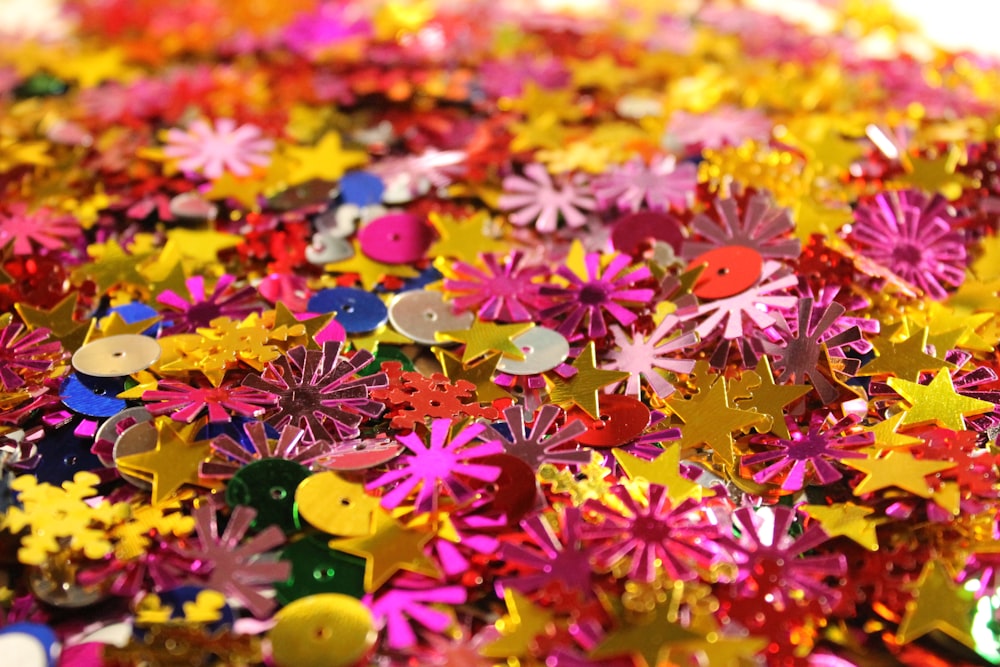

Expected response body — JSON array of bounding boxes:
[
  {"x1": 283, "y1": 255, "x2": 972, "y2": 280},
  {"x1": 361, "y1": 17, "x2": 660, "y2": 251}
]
[
  {"x1": 604, "y1": 315, "x2": 699, "y2": 398},
  {"x1": 538, "y1": 251, "x2": 654, "y2": 340},
  {"x1": 591, "y1": 155, "x2": 697, "y2": 212},
  {"x1": 581, "y1": 483, "x2": 725, "y2": 582},
  {"x1": 366, "y1": 418, "x2": 504, "y2": 513},
  {"x1": 680, "y1": 193, "x2": 800, "y2": 261},
  {"x1": 727, "y1": 505, "x2": 846, "y2": 611},
  {"x1": 678, "y1": 260, "x2": 798, "y2": 340},
  {"x1": 498, "y1": 506, "x2": 600, "y2": 601},
  {"x1": 157, "y1": 274, "x2": 260, "y2": 334},
  {"x1": 200, "y1": 422, "x2": 331, "y2": 479},
  {"x1": 742, "y1": 412, "x2": 871, "y2": 491},
  {"x1": 163, "y1": 118, "x2": 274, "y2": 179},
  {"x1": 0, "y1": 322, "x2": 63, "y2": 391},
  {"x1": 848, "y1": 189, "x2": 966, "y2": 300},
  {"x1": 143, "y1": 379, "x2": 276, "y2": 423},
  {"x1": 757, "y1": 297, "x2": 863, "y2": 404},
  {"x1": 173, "y1": 504, "x2": 290, "y2": 618},
  {"x1": 371, "y1": 361, "x2": 499, "y2": 432},
  {"x1": 441, "y1": 250, "x2": 548, "y2": 322},
  {"x1": 479, "y1": 404, "x2": 591, "y2": 469},
  {"x1": 498, "y1": 162, "x2": 596, "y2": 233},
  {"x1": 0, "y1": 203, "x2": 81, "y2": 256},
  {"x1": 366, "y1": 574, "x2": 466, "y2": 650},
  {"x1": 242, "y1": 342, "x2": 387, "y2": 442}
]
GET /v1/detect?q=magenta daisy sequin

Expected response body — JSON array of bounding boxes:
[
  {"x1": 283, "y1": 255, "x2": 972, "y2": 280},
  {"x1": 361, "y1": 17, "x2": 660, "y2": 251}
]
[
  {"x1": 442, "y1": 250, "x2": 547, "y2": 322},
  {"x1": 142, "y1": 379, "x2": 276, "y2": 423},
  {"x1": 0, "y1": 203, "x2": 81, "y2": 256},
  {"x1": 163, "y1": 118, "x2": 274, "y2": 179},
  {"x1": 538, "y1": 251, "x2": 654, "y2": 339},
  {"x1": 157, "y1": 274, "x2": 260, "y2": 334},
  {"x1": 498, "y1": 162, "x2": 596, "y2": 233},
  {"x1": 681, "y1": 193, "x2": 800, "y2": 261},
  {"x1": 848, "y1": 189, "x2": 966, "y2": 300}
]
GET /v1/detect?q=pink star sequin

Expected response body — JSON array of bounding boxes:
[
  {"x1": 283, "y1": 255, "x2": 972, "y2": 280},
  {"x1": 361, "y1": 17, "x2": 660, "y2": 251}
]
[
  {"x1": 163, "y1": 118, "x2": 274, "y2": 179},
  {"x1": 498, "y1": 163, "x2": 596, "y2": 233},
  {"x1": 848, "y1": 189, "x2": 966, "y2": 300}
]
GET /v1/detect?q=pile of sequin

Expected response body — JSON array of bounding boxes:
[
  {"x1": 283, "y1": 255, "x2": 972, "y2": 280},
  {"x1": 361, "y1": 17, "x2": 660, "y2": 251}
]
[{"x1": 1, "y1": 0, "x2": 1000, "y2": 665}]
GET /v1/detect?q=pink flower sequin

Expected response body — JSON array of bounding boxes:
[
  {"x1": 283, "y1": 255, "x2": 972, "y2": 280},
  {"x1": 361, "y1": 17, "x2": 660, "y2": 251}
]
[
  {"x1": 591, "y1": 155, "x2": 697, "y2": 212},
  {"x1": 163, "y1": 118, "x2": 274, "y2": 179},
  {"x1": 0, "y1": 204, "x2": 81, "y2": 256},
  {"x1": 499, "y1": 163, "x2": 596, "y2": 233},
  {"x1": 848, "y1": 189, "x2": 966, "y2": 300}
]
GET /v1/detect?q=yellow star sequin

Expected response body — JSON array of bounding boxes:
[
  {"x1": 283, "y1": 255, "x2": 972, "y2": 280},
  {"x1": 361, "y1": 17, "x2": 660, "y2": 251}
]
[
  {"x1": 434, "y1": 319, "x2": 533, "y2": 363},
  {"x1": 480, "y1": 588, "x2": 557, "y2": 660},
  {"x1": 842, "y1": 449, "x2": 955, "y2": 498},
  {"x1": 545, "y1": 342, "x2": 629, "y2": 419},
  {"x1": 271, "y1": 302, "x2": 334, "y2": 351},
  {"x1": 800, "y1": 502, "x2": 885, "y2": 551},
  {"x1": 888, "y1": 368, "x2": 994, "y2": 431},
  {"x1": 116, "y1": 419, "x2": 215, "y2": 505},
  {"x1": 896, "y1": 561, "x2": 976, "y2": 649},
  {"x1": 204, "y1": 173, "x2": 265, "y2": 211},
  {"x1": 434, "y1": 348, "x2": 511, "y2": 403},
  {"x1": 856, "y1": 325, "x2": 952, "y2": 381},
  {"x1": 613, "y1": 445, "x2": 711, "y2": 505},
  {"x1": 324, "y1": 240, "x2": 419, "y2": 290},
  {"x1": 589, "y1": 600, "x2": 699, "y2": 667},
  {"x1": 427, "y1": 210, "x2": 507, "y2": 263},
  {"x1": 328, "y1": 509, "x2": 441, "y2": 592},
  {"x1": 284, "y1": 132, "x2": 368, "y2": 186},
  {"x1": 734, "y1": 357, "x2": 811, "y2": 439},
  {"x1": 667, "y1": 380, "x2": 768, "y2": 467},
  {"x1": 71, "y1": 239, "x2": 155, "y2": 296},
  {"x1": 14, "y1": 292, "x2": 89, "y2": 351},
  {"x1": 861, "y1": 412, "x2": 923, "y2": 449}
]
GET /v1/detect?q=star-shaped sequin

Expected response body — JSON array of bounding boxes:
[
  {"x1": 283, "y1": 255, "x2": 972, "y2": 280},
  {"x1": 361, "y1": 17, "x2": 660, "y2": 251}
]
[
  {"x1": 545, "y1": 342, "x2": 629, "y2": 419},
  {"x1": 435, "y1": 319, "x2": 533, "y2": 363},
  {"x1": 842, "y1": 449, "x2": 956, "y2": 498},
  {"x1": 896, "y1": 561, "x2": 977, "y2": 648},
  {"x1": 888, "y1": 368, "x2": 994, "y2": 431}
]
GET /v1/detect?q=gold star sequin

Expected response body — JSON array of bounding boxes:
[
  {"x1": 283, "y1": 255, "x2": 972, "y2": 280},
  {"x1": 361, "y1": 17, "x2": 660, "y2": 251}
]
[
  {"x1": 427, "y1": 210, "x2": 507, "y2": 263},
  {"x1": 434, "y1": 348, "x2": 511, "y2": 403},
  {"x1": 271, "y1": 302, "x2": 334, "y2": 351},
  {"x1": 204, "y1": 173, "x2": 265, "y2": 211},
  {"x1": 856, "y1": 325, "x2": 952, "y2": 381},
  {"x1": 842, "y1": 449, "x2": 955, "y2": 498},
  {"x1": 15, "y1": 292, "x2": 89, "y2": 351},
  {"x1": 116, "y1": 418, "x2": 216, "y2": 505},
  {"x1": 324, "y1": 240, "x2": 419, "y2": 290},
  {"x1": 544, "y1": 342, "x2": 629, "y2": 419},
  {"x1": 434, "y1": 319, "x2": 533, "y2": 363},
  {"x1": 70, "y1": 239, "x2": 155, "y2": 296},
  {"x1": 896, "y1": 561, "x2": 976, "y2": 648},
  {"x1": 800, "y1": 502, "x2": 885, "y2": 551},
  {"x1": 667, "y1": 380, "x2": 768, "y2": 467},
  {"x1": 613, "y1": 445, "x2": 711, "y2": 505},
  {"x1": 734, "y1": 357, "x2": 811, "y2": 439},
  {"x1": 284, "y1": 131, "x2": 368, "y2": 186},
  {"x1": 480, "y1": 588, "x2": 557, "y2": 660},
  {"x1": 888, "y1": 368, "x2": 994, "y2": 431},
  {"x1": 328, "y1": 509, "x2": 440, "y2": 592},
  {"x1": 589, "y1": 600, "x2": 699, "y2": 667},
  {"x1": 861, "y1": 412, "x2": 922, "y2": 449}
]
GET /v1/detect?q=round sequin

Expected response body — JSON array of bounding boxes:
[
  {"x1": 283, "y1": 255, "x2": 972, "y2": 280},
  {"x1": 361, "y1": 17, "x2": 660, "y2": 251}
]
[
  {"x1": 0, "y1": 623, "x2": 60, "y2": 667},
  {"x1": 94, "y1": 407, "x2": 153, "y2": 467},
  {"x1": 688, "y1": 245, "x2": 764, "y2": 299},
  {"x1": 495, "y1": 327, "x2": 570, "y2": 375},
  {"x1": 269, "y1": 593, "x2": 376, "y2": 667},
  {"x1": 305, "y1": 233, "x2": 354, "y2": 264},
  {"x1": 295, "y1": 471, "x2": 383, "y2": 537},
  {"x1": 226, "y1": 458, "x2": 312, "y2": 534},
  {"x1": 357, "y1": 212, "x2": 434, "y2": 264},
  {"x1": 71, "y1": 334, "x2": 161, "y2": 377},
  {"x1": 610, "y1": 210, "x2": 685, "y2": 256},
  {"x1": 60, "y1": 373, "x2": 127, "y2": 418},
  {"x1": 307, "y1": 287, "x2": 387, "y2": 334},
  {"x1": 387, "y1": 289, "x2": 474, "y2": 345},
  {"x1": 113, "y1": 420, "x2": 157, "y2": 490},
  {"x1": 569, "y1": 394, "x2": 651, "y2": 447},
  {"x1": 274, "y1": 536, "x2": 367, "y2": 605}
]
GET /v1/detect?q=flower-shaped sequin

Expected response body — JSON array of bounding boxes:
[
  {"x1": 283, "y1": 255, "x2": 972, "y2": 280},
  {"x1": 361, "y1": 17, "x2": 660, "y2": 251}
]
[
  {"x1": 200, "y1": 422, "x2": 331, "y2": 479},
  {"x1": 157, "y1": 274, "x2": 260, "y2": 334},
  {"x1": 243, "y1": 341, "x2": 387, "y2": 442},
  {"x1": 0, "y1": 203, "x2": 81, "y2": 256},
  {"x1": 0, "y1": 322, "x2": 63, "y2": 391},
  {"x1": 604, "y1": 315, "x2": 698, "y2": 398},
  {"x1": 143, "y1": 379, "x2": 276, "y2": 423},
  {"x1": 441, "y1": 251, "x2": 547, "y2": 322},
  {"x1": 848, "y1": 189, "x2": 966, "y2": 300},
  {"x1": 591, "y1": 155, "x2": 697, "y2": 212},
  {"x1": 163, "y1": 118, "x2": 274, "y2": 179},
  {"x1": 498, "y1": 163, "x2": 596, "y2": 233},
  {"x1": 539, "y1": 251, "x2": 654, "y2": 340},
  {"x1": 366, "y1": 418, "x2": 504, "y2": 513},
  {"x1": 681, "y1": 193, "x2": 800, "y2": 261}
]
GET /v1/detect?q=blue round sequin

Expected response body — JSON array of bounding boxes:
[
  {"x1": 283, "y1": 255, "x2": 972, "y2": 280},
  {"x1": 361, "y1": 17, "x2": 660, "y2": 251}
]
[
  {"x1": 307, "y1": 287, "x2": 387, "y2": 334},
  {"x1": 61, "y1": 373, "x2": 128, "y2": 418},
  {"x1": 338, "y1": 171, "x2": 384, "y2": 206}
]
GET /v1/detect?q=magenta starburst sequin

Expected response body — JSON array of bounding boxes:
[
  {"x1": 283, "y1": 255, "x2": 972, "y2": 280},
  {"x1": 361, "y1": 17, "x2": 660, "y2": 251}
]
[
  {"x1": 479, "y1": 404, "x2": 590, "y2": 468},
  {"x1": 848, "y1": 189, "x2": 966, "y2": 300},
  {"x1": 539, "y1": 251, "x2": 654, "y2": 340},
  {"x1": 242, "y1": 341, "x2": 387, "y2": 442},
  {"x1": 157, "y1": 274, "x2": 260, "y2": 334},
  {"x1": 442, "y1": 250, "x2": 547, "y2": 322},
  {"x1": 728, "y1": 505, "x2": 846, "y2": 611},
  {"x1": 0, "y1": 203, "x2": 82, "y2": 256},
  {"x1": 582, "y1": 483, "x2": 726, "y2": 582},
  {"x1": 742, "y1": 412, "x2": 872, "y2": 491},
  {"x1": 366, "y1": 418, "x2": 504, "y2": 514},
  {"x1": 366, "y1": 574, "x2": 467, "y2": 650},
  {"x1": 143, "y1": 379, "x2": 277, "y2": 423},
  {"x1": 0, "y1": 322, "x2": 64, "y2": 391}
]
